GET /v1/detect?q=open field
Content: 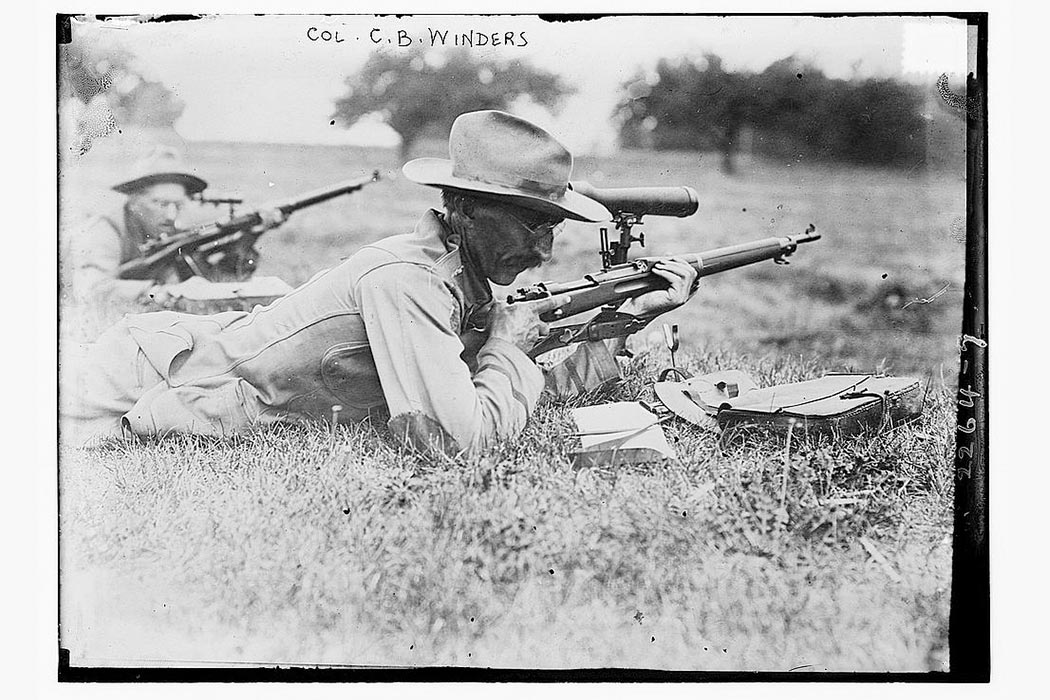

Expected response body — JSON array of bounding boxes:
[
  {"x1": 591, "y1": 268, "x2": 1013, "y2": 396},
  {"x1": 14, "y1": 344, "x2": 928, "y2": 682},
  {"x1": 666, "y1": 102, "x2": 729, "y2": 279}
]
[
  {"x1": 62, "y1": 137, "x2": 967, "y2": 375},
  {"x1": 59, "y1": 138, "x2": 965, "y2": 670}
]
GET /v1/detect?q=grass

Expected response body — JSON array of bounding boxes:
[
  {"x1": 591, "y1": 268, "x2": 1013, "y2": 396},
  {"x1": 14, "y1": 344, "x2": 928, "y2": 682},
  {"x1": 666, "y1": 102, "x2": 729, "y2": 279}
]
[
  {"x1": 59, "y1": 137, "x2": 963, "y2": 670},
  {"x1": 60, "y1": 350, "x2": 954, "y2": 670}
]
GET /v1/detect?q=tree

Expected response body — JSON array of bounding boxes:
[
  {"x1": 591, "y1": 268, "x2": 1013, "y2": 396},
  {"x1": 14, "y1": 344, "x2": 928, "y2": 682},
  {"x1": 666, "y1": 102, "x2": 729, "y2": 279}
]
[
  {"x1": 332, "y1": 48, "x2": 573, "y2": 159},
  {"x1": 748, "y1": 56, "x2": 927, "y2": 168},
  {"x1": 616, "y1": 54, "x2": 754, "y2": 174},
  {"x1": 114, "y1": 79, "x2": 186, "y2": 128},
  {"x1": 616, "y1": 53, "x2": 929, "y2": 172}
]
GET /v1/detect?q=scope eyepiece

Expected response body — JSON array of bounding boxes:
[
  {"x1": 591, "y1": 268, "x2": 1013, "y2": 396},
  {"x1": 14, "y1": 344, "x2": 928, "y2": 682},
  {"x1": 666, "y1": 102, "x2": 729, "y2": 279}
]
[{"x1": 570, "y1": 181, "x2": 699, "y2": 219}]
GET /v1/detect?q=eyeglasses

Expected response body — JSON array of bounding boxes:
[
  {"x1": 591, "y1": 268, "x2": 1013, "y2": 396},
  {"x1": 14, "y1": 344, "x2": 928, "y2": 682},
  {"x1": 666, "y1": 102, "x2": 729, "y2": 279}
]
[
  {"x1": 505, "y1": 210, "x2": 565, "y2": 240},
  {"x1": 144, "y1": 197, "x2": 188, "y2": 212}
]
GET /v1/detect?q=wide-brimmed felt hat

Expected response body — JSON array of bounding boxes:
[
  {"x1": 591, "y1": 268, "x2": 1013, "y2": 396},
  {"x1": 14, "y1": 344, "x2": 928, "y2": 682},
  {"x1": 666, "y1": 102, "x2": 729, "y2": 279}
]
[
  {"x1": 402, "y1": 110, "x2": 610, "y2": 222},
  {"x1": 112, "y1": 146, "x2": 208, "y2": 196}
]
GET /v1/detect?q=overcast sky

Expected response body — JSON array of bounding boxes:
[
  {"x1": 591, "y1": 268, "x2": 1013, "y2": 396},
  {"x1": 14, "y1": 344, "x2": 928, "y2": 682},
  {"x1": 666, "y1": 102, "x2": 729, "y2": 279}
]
[{"x1": 68, "y1": 14, "x2": 970, "y2": 153}]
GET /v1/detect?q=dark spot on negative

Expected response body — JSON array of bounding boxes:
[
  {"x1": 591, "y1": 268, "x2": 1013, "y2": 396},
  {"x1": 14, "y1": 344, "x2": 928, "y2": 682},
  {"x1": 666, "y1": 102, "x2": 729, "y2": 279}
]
[
  {"x1": 881, "y1": 273, "x2": 888, "y2": 279},
  {"x1": 651, "y1": 636, "x2": 656, "y2": 643},
  {"x1": 796, "y1": 72, "x2": 804, "y2": 80},
  {"x1": 549, "y1": 569, "x2": 555, "y2": 575},
  {"x1": 936, "y1": 73, "x2": 979, "y2": 116}
]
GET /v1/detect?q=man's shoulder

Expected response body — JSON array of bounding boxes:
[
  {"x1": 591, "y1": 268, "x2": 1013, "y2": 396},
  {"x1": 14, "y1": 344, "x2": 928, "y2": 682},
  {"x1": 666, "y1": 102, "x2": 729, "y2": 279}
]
[
  {"x1": 351, "y1": 214, "x2": 463, "y2": 282},
  {"x1": 63, "y1": 207, "x2": 124, "y2": 253},
  {"x1": 78, "y1": 199, "x2": 125, "y2": 227},
  {"x1": 73, "y1": 206, "x2": 124, "y2": 239},
  {"x1": 336, "y1": 210, "x2": 491, "y2": 308}
]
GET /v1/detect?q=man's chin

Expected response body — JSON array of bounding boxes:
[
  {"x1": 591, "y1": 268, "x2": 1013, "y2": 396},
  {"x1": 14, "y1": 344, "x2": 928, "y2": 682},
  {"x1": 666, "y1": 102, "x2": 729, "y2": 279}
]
[{"x1": 491, "y1": 260, "x2": 544, "y2": 286}]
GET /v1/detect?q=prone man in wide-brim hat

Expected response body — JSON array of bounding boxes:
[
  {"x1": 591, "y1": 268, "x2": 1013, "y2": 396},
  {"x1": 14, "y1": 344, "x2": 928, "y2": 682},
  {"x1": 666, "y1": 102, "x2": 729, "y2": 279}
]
[
  {"x1": 63, "y1": 111, "x2": 699, "y2": 455},
  {"x1": 64, "y1": 146, "x2": 209, "y2": 308}
]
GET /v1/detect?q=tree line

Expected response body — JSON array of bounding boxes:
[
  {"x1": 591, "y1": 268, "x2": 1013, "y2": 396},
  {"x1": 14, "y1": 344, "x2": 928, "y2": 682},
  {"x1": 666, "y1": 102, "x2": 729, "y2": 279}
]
[
  {"x1": 329, "y1": 49, "x2": 949, "y2": 173},
  {"x1": 615, "y1": 54, "x2": 937, "y2": 173},
  {"x1": 62, "y1": 37, "x2": 953, "y2": 173}
]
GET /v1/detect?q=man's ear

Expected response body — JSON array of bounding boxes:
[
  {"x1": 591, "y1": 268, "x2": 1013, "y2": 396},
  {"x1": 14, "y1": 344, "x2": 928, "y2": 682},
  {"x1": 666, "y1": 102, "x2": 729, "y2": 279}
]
[
  {"x1": 459, "y1": 197, "x2": 476, "y2": 219},
  {"x1": 124, "y1": 192, "x2": 144, "y2": 210}
]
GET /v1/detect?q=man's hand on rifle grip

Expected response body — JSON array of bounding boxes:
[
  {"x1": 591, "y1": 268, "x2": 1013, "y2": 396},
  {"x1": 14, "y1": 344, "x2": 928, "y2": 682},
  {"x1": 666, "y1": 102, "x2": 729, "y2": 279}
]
[
  {"x1": 255, "y1": 207, "x2": 287, "y2": 231},
  {"x1": 489, "y1": 293, "x2": 573, "y2": 355}
]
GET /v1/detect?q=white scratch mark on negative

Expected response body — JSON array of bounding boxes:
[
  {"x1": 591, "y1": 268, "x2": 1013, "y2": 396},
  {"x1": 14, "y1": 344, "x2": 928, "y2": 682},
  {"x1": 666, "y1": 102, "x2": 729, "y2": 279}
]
[{"x1": 902, "y1": 282, "x2": 950, "y2": 309}]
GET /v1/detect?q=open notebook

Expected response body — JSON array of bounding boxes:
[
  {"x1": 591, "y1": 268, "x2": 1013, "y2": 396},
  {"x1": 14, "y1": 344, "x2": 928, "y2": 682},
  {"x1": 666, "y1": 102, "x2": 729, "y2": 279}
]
[{"x1": 570, "y1": 402, "x2": 677, "y2": 468}]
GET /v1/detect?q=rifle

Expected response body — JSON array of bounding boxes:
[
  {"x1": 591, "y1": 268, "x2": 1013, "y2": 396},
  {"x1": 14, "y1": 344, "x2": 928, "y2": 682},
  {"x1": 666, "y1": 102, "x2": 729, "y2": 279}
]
[
  {"x1": 508, "y1": 181, "x2": 822, "y2": 358},
  {"x1": 118, "y1": 171, "x2": 380, "y2": 282}
]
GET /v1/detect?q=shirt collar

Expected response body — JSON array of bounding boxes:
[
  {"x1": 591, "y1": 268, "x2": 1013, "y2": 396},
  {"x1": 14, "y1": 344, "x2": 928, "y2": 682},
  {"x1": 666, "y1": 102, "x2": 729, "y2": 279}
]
[{"x1": 420, "y1": 209, "x2": 492, "y2": 307}]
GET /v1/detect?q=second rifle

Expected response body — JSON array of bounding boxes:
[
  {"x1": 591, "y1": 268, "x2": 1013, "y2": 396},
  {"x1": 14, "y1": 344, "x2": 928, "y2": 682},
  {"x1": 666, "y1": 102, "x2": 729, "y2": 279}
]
[{"x1": 119, "y1": 170, "x2": 380, "y2": 281}]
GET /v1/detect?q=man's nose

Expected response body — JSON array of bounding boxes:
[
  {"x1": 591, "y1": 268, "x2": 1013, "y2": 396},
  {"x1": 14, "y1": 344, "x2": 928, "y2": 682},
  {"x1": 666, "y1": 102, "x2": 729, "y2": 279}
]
[{"x1": 162, "y1": 204, "x2": 180, "y2": 221}]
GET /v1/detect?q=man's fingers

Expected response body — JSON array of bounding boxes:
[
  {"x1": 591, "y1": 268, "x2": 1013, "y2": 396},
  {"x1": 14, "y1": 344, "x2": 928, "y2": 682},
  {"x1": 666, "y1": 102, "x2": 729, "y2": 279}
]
[
  {"x1": 655, "y1": 260, "x2": 694, "y2": 275},
  {"x1": 652, "y1": 263, "x2": 689, "y2": 285},
  {"x1": 655, "y1": 260, "x2": 699, "y2": 289},
  {"x1": 530, "y1": 293, "x2": 573, "y2": 314}
]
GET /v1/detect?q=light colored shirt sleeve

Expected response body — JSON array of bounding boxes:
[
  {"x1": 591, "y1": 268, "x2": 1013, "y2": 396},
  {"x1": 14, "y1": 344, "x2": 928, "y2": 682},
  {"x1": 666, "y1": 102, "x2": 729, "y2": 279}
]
[
  {"x1": 66, "y1": 217, "x2": 153, "y2": 305},
  {"x1": 540, "y1": 340, "x2": 624, "y2": 398},
  {"x1": 355, "y1": 262, "x2": 545, "y2": 457}
]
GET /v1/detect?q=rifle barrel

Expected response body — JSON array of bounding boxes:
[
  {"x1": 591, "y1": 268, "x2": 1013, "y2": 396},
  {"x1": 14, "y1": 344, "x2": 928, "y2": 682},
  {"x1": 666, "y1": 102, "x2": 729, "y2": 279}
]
[
  {"x1": 687, "y1": 231, "x2": 822, "y2": 276},
  {"x1": 276, "y1": 170, "x2": 380, "y2": 215},
  {"x1": 513, "y1": 229, "x2": 821, "y2": 322}
]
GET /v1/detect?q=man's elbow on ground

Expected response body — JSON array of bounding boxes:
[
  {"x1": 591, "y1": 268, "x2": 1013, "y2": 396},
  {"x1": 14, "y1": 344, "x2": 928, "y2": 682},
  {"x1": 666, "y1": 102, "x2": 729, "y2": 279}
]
[
  {"x1": 387, "y1": 399, "x2": 535, "y2": 460},
  {"x1": 388, "y1": 411, "x2": 472, "y2": 460}
]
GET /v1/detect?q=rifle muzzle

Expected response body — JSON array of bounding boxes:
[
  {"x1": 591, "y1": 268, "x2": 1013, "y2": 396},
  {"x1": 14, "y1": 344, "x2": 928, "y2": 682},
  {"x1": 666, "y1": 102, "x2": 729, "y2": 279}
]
[
  {"x1": 570, "y1": 181, "x2": 699, "y2": 219},
  {"x1": 792, "y1": 224, "x2": 822, "y2": 244}
]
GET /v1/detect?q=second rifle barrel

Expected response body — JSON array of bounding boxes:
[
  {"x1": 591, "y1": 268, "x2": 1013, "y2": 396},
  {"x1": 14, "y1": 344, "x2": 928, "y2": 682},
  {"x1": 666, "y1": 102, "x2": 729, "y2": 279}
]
[{"x1": 278, "y1": 171, "x2": 380, "y2": 214}]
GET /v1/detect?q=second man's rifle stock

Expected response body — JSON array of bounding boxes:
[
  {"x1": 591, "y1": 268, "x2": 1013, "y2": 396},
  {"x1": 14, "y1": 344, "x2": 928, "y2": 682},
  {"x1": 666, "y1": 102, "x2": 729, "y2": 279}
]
[
  {"x1": 119, "y1": 171, "x2": 380, "y2": 282},
  {"x1": 508, "y1": 181, "x2": 822, "y2": 358}
]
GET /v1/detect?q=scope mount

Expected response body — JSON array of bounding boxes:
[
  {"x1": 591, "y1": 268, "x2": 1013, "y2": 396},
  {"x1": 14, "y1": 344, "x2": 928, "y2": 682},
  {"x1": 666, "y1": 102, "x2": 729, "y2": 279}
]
[
  {"x1": 196, "y1": 191, "x2": 246, "y2": 220},
  {"x1": 599, "y1": 212, "x2": 647, "y2": 270}
]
